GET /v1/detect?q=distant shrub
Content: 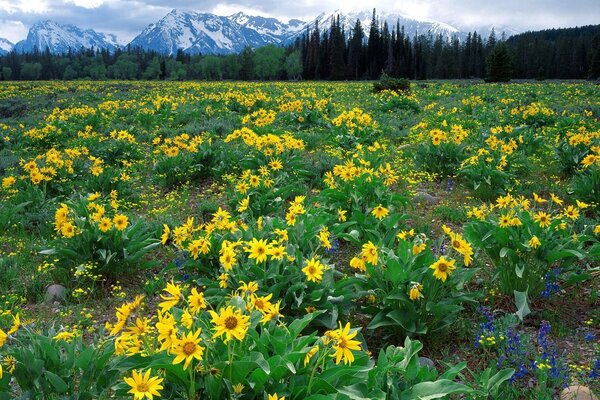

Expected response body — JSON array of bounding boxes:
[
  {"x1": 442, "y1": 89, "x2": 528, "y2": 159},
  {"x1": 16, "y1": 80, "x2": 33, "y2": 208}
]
[
  {"x1": 373, "y1": 73, "x2": 411, "y2": 93},
  {"x1": 0, "y1": 98, "x2": 28, "y2": 118}
]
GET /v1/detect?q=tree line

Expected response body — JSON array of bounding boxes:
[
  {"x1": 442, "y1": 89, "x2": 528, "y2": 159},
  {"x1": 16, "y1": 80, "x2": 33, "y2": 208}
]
[{"x1": 0, "y1": 10, "x2": 599, "y2": 81}]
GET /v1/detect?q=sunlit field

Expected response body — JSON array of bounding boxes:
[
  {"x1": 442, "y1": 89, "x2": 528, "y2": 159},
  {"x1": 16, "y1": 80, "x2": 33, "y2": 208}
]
[{"x1": 0, "y1": 80, "x2": 598, "y2": 399}]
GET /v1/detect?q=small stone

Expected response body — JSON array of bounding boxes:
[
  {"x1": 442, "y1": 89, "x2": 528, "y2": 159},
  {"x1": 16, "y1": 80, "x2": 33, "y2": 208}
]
[
  {"x1": 45, "y1": 284, "x2": 67, "y2": 304},
  {"x1": 560, "y1": 386, "x2": 598, "y2": 400},
  {"x1": 413, "y1": 192, "x2": 439, "y2": 205},
  {"x1": 419, "y1": 356, "x2": 435, "y2": 370}
]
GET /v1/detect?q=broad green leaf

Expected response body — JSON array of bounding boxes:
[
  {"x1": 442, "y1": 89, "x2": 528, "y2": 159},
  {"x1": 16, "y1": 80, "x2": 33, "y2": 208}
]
[{"x1": 514, "y1": 290, "x2": 530, "y2": 321}]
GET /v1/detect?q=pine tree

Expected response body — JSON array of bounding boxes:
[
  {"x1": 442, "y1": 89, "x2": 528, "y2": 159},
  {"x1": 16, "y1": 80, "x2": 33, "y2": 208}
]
[
  {"x1": 485, "y1": 42, "x2": 512, "y2": 82},
  {"x1": 589, "y1": 32, "x2": 600, "y2": 79},
  {"x1": 347, "y1": 19, "x2": 364, "y2": 80}
]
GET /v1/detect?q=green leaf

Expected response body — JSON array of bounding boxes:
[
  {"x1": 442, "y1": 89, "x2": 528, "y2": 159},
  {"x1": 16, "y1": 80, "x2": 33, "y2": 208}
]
[
  {"x1": 515, "y1": 264, "x2": 525, "y2": 278},
  {"x1": 401, "y1": 379, "x2": 473, "y2": 399},
  {"x1": 486, "y1": 368, "x2": 514, "y2": 395},
  {"x1": 514, "y1": 290, "x2": 530, "y2": 321},
  {"x1": 546, "y1": 249, "x2": 585, "y2": 263},
  {"x1": 43, "y1": 371, "x2": 68, "y2": 393}
]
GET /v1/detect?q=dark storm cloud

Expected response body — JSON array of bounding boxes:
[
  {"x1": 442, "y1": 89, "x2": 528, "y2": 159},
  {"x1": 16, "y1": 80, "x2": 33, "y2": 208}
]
[{"x1": 1, "y1": 0, "x2": 598, "y2": 43}]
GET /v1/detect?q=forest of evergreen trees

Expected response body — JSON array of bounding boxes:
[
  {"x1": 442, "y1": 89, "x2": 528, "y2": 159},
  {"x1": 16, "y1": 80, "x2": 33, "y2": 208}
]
[{"x1": 1, "y1": 11, "x2": 599, "y2": 81}]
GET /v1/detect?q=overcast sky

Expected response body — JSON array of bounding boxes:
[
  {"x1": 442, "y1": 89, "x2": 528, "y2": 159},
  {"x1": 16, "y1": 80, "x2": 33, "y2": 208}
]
[{"x1": 1, "y1": 0, "x2": 599, "y2": 43}]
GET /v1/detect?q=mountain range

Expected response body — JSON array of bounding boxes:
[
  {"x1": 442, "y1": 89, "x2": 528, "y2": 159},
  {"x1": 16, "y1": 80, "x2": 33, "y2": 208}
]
[{"x1": 0, "y1": 9, "x2": 520, "y2": 56}]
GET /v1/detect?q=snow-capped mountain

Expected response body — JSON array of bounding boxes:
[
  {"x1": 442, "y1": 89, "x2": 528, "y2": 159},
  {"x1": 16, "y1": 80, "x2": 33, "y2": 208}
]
[
  {"x1": 2, "y1": 9, "x2": 521, "y2": 56},
  {"x1": 0, "y1": 38, "x2": 13, "y2": 55},
  {"x1": 13, "y1": 20, "x2": 119, "y2": 54},
  {"x1": 129, "y1": 9, "x2": 306, "y2": 56},
  {"x1": 228, "y1": 12, "x2": 305, "y2": 43},
  {"x1": 459, "y1": 24, "x2": 521, "y2": 40},
  {"x1": 292, "y1": 9, "x2": 461, "y2": 42}
]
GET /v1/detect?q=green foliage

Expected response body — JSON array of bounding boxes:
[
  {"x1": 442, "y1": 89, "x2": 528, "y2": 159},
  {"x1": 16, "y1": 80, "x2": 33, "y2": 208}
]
[
  {"x1": 361, "y1": 234, "x2": 477, "y2": 337},
  {"x1": 284, "y1": 50, "x2": 303, "y2": 80},
  {"x1": 40, "y1": 197, "x2": 160, "y2": 281},
  {"x1": 373, "y1": 73, "x2": 411, "y2": 93},
  {"x1": 253, "y1": 45, "x2": 285, "y2": 80},
  {"x1": 1, "y1": 327, "x2": 120, "y2": 399},
  {"x1": 464, "y1": 195, "x2": 596, "y2": 315},
  {"x1": 569, "y1": 166, "x2": 600, "y2": 210}
]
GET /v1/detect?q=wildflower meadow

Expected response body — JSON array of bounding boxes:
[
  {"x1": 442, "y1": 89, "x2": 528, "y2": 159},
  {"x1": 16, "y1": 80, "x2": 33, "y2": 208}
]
[{"x1": 0, "y1": 80, "x2": 598, "y2": 399}]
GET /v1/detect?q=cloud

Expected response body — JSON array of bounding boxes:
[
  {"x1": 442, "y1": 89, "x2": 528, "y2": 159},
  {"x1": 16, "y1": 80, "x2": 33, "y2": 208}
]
[
  {"x1": 0, "y1": 19, "x2": 28, "y2": 43},
  {"x1": 0, "y1": 0, "x2": 598, "y2": 43}
]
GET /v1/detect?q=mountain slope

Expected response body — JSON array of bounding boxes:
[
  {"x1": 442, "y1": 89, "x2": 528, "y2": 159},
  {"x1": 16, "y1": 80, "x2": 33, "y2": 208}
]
[
  {"x1": 291, "y1": 9, "x2": 461, "y2": 43},
  {"x1": 129, "y1": 9, "x2": 306, "y2": 55},
  {"x1": 13, "y1": 20, "x2": 119, "y2": 54},
  {"x1": 0, "y1": 38, "x2": 13, "y2": 55}
]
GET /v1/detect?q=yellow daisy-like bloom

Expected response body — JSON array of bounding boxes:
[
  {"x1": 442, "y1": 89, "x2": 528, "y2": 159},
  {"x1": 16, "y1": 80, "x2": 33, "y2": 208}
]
[
  {"x1": 61, "y1": 221, "x2": 76, "y2": 238},
  {"x1": 244, "y1": 238, "x2": 270, "y2": 264},
  {"x1": 252, "y1": 293, "x2": 273, "y2": 312},
  {"x1": 237, "y1": 196, "x2": 250, "y2": 213},
  {"x1": 349, "y1": 256, "x2": 366, "y2": 272},
  {"x1": 429, "y1": 256, "x2": 456, "y2": 282},
  {"x1": 533, "y1": 211, "x2": 552, "y2": 228},
  {"x1": 498, "y1": 214, "x2": 512, "y2": 228},
  {"x1": 124, "y1": 369, "x2": 164, "y2": 400},
  {"x1": 219, "y1": 273, "x2": 229, "y2": 288},
  {"x1": 4, "y1": 355, "x2": 15, "y2": 374},
  {"x1": 269, "y1": 158, "x2": 283, "y2": 171},
  {"x1": 361, "y1": 241, "x2": 378, "y2": 265},
  {"x1": 550, "y1": 193, "x2": 563, "y2": 206},
  {"x1": 260, "y1": 300, "x2": 282, "y2": 324},
  {"x1": 219, "y1": 243, "x2": 237, "y2": 269},
  {"x1": 159, "y1": 280, "x2": 182, "y2": 312},
  {"x1": 208, "y1": 306, "x2": 250, "y2": 343},
  {"x1": 156, "y1": 312, "x2": 177, "y2": 352},
  {"x1": 304, "y1": 345, "x2": 319, "y2": 366},
  {"x1": 0, "y1": 329, "x2": 8, "y2": 347},
  {"x1": 233, "y1": 383, "x2": 244, "y2": 395},
  {"x1": 371, "y1": 204, "x2": 389, "y2": 220},
  {"x1": 113, "y1": 214, "x2": 129, "y2": 231},
  {"x1": 238, "y1": 281, "x2": 259, "y2": 298},
  {"x1": 268, "y1": 394, "x2": 285, "y2": 400},
  {"x1": 412, "y1": 243, "x2": 427, "y2": 255},
  {"x1": 562, "y1": 205, "x2": 579, "y2": 221},
  {"x1": 581, "y1": 153, "x2": 597, "y2": 168},
  {"x1": 337, "y1": 208, "x2": 347, "y2": 222},
  {"x1": 161, "y1": 224, "x2": 170, "y2": 245},
  {"x1": 267, "y1": 245, "x2": 286, "y2": 261},
  {"x1": 529, "y1": 236, "x2": 541, "y2": 249},
  {"x1": 329, "y1": 322, "x2": 362, "y2": 365},
  {"x1": 8, "y1": 313, "x2": 20, "y2": 335},
  {"x1": 98, "y1": 217, "x2": 112, "y2": 232},
  {"x1": 171, "y1": 329, "x2": 205, "y2": 370},
  {"x1": 1, "y1": 176, "x2": 16, "y2": 188},
  {"x1": 409, "y1": 283, "x2": 423, "y2": 301},
  {"x1": 53, "y1": 331, "x2": 76, "y2": 343},
  {"x1": 302, "y1": 257, "x2": 325, "y2": 283},
  {"x1": 188, "y1": 288, "x2": 207, "y2": 314},
  {"x1": 533, "y1": 192, "x2": 547, "y2": 204}
]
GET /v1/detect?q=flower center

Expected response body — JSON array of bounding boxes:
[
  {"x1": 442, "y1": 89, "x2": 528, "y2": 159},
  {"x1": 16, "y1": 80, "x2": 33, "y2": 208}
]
[
  {"x1": 137, "y1": 383, "x2": 149, "y2": 392},
  {"x1": 308, "y1": 265, "x2": 316, "y2": 274},
  {"x1": 225, "y1": 316, "x2": 238, "y2": 330},
  {"x1": 438, "y1": 262, "x2": 448, "y2": 272},
  {"x1": 183, "y1": 341, "x2": 196, "y2": 355}
]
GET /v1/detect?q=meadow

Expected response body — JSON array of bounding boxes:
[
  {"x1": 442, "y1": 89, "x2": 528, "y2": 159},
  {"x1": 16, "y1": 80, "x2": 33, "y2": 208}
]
[{"x1": 0, "y1": 79, "x2": 598, "y2": 399}]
